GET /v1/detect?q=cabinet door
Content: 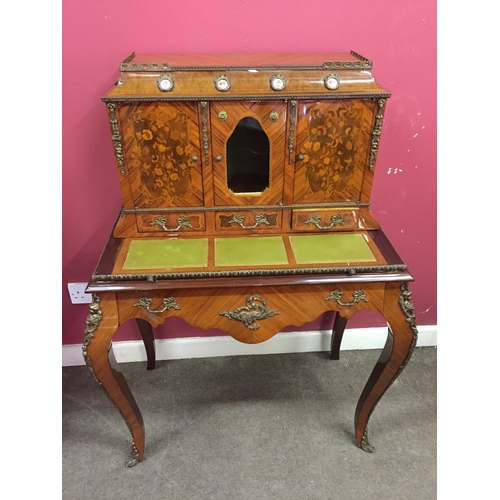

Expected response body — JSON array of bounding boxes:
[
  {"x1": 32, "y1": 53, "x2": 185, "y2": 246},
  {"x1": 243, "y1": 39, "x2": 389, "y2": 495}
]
[
  {"x1": 117, "y1": 102, "x2": 203, "y2": 208},
  {"x1": 293, "y1": 100, "x2": 377, "y2": 204},
  {"x1": 210, "y1": 101, "x2": 287, "y2": 206}
]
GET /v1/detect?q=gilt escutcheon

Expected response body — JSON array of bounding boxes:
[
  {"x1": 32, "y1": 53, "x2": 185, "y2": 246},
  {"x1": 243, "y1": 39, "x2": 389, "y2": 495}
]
[{"x1": 219, "y1": 295, "x2": 279, "y2": 330}]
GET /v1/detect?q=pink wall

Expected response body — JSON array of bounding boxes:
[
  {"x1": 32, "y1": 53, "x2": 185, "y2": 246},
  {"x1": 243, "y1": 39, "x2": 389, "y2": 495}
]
[{"x1": 62, "y1": 1, "x2": 437, "y2": 345}]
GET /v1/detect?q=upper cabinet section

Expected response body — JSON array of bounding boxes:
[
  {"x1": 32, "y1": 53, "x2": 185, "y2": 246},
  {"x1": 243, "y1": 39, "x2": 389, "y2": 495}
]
[
  {"x1": 103, "y1": 52, "x2": 390, "y2": 238},
  {"x1": 102, "y1": 51, "x2": 390, "y2": 101}
]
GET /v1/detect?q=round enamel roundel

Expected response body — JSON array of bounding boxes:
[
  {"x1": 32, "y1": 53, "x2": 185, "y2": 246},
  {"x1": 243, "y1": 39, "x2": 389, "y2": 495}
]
[
  {"x1": 270, "y1": 74, "x2": 286, "y2": 91},
  {"x1": 157, "y1": 75, "x2": 174, "y2": 92},
  {"x1": 215, "y1": 76, "x2": 231, "y2": 92},
  {"x1": 324, "y1": 74, "x2": 340, "y2": 90}
]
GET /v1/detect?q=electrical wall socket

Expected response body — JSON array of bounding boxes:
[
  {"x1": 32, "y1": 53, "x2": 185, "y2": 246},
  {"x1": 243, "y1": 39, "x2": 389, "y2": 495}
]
[{"x1": 67, "y1": 282, "x2": 93, "y2": 304}]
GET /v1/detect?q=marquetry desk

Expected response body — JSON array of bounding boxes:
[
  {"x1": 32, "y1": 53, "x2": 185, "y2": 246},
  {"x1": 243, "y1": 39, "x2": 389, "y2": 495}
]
[{"x1": 82, "y1": 52, "x2": 418, "y2": 466}]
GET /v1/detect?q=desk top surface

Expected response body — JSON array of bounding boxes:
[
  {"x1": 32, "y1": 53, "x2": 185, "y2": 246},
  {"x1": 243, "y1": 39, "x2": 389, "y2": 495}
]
[{"x1": 88, "y1": 224, "x2": 412, "y2": 292}]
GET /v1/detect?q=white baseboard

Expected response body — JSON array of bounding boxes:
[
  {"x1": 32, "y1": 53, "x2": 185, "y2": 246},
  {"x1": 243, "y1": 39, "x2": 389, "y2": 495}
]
[{"x1": 62, "y1": 325, "x2": 437, "y2": 367}]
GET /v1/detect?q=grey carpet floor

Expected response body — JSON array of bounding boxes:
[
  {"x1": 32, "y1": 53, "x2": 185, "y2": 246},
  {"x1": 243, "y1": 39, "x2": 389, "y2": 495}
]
[{"x1": 62, "y1": 347, "x2": 436, "y2": 500}]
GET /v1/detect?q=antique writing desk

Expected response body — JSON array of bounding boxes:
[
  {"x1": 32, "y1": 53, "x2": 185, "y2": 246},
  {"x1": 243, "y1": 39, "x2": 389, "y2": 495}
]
[{"x1": 83, "y1": 52, "x2": 418, "y2": 466}]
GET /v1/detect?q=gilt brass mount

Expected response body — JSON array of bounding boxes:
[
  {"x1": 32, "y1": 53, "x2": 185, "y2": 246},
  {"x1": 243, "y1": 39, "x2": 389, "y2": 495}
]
[
  {"x1": 398, "y1": 283, "x2": 419, "y2": 340},
  {"x1": 106, "y1": 103, "x2": 125, "y2": 176},
  {"x1": 369, "y1": 99, "x2": 386, "y2": 170},
  {"x1": 200, "y1": 102, "x2": 209, "y2": 165},
  {"x1": 82, "y1": 294, "x2": 103, "y2": 378},
  {"x1": 93, "y1": 263, "x2": 407, "y2": 283},
  {"x1": 126, "y1": 443, "x2": 140, "y2": 468},
  {"x1": 119, "y1": 50, "x2": 373, "y2": 72},
  {"x1": 219, "y1": 295, "x2": 279, "y2": 330},
  {"x1": 360, "y1": 429, "x2": 375, "y2": 453},
  {"x1": 288, "y1": 101, "x2": 297, "y2": 164}
]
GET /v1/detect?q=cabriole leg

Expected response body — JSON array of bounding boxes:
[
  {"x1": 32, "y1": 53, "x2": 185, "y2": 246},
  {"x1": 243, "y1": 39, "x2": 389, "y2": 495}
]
[
  {"x1": 83, "y1": 293, "x2": 145, "y2": 467},
  {"x1": 354, "y1": 282, "x2": 418, "y2": 452}
]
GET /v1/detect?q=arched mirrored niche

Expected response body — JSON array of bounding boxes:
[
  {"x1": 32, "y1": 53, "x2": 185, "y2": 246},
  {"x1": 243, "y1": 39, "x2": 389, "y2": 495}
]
[{"x1": 226, "y1": 117, "x2": 270, "y2": 193}]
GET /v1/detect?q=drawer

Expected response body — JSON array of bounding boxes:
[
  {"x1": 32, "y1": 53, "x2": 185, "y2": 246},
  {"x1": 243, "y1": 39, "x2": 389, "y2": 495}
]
[
  {"x1": 215, "y1": 211, "x2": 282, "y2": 232},
  {"x1": 136, "y1": 212, "x2": 206, "y2": 233},
  {"x1": 292, "y1": 209, "x2": 358, "y2": 231}
]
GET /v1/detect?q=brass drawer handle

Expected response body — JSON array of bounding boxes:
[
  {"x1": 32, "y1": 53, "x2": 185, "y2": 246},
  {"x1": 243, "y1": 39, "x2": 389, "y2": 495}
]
[
  {"x1": 326, "y1": 289, "x2": 369, "y2": 307},
  {"x1": 150, "y1": 215, "x2": 193, "y2": 232},
  {"x1": 228, "y1": 213, "x2": 270, "y2": 229},
  {"x1": 305, "y1": 213, "x2": 345, "y2": 229},
  {"x1": 219, "y1": 295, "x2": 279, "y2": 330},
  {"x1": 134, "y1": 296, "x2": 180, "y2": 314}
]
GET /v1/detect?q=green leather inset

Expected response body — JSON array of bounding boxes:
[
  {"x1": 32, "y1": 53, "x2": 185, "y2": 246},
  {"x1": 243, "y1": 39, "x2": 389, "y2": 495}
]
[
  {"x1": 123, "y1": 239, "x2": 209, "y2": 270},
  {"x1": 289, "y1": 234, "x2": 376, "y2": 264},
  {"x1": 215, "y1": 236, "x2": 288, "y2": 267}
]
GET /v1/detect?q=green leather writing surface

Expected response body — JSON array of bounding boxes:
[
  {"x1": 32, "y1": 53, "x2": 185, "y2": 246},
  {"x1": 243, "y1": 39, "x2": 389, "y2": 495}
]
[
  {"x1": 289, "y1": 234, "x2": 376, "y2": 264},
  {"x1": 123, "y1": 239, "x2": 209, "y2": 269},
  {"x1": 215, "y1": 236, "x2": 288, "y2": 267}
]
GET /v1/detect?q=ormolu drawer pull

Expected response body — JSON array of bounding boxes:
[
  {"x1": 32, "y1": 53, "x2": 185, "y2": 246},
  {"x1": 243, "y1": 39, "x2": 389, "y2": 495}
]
[
  {"x1": 134, "y1": 296, "x2": 180, "y2": 314},
  {"x1": 228, "y1": 213, "x2": 270, "y2": 229},
  {"x1": 150, "y1": 215, "x2": 193, "y2": 232},
  {"x1": 326, "y1": 289, "x2": 369, "y2": 307},
  {"x1": 305, "y1": 213, "x2": 345, "y2": 229}
]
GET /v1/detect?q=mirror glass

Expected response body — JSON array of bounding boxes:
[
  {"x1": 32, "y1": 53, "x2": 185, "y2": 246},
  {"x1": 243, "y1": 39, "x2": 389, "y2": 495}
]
[{"x1": 226, "y1": 117, "x2": 270, "y2": 193}]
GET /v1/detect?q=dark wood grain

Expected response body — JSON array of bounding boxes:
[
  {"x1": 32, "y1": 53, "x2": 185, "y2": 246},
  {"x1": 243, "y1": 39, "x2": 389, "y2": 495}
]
[
  {"x1": 369, "y1": 228, "x2": 407, "y2": 266},
  {"x1": 135, "y1": 318, "x2": 155, "y2": 370},
  {"x1": 330, "y1": 313, "x2": 348, "y2": 360}
]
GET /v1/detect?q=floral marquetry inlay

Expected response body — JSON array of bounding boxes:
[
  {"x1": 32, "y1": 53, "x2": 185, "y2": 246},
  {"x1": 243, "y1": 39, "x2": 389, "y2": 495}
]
[
  {"x1": 123, "y1": 104, "x2": 202, "y2": 206},
  {"x1": 304, "y1": 105, "x2": 361, "y2": 195},
  {"x1": 294, "y1": 100, "x2": 374, "y2": 204},
  {"x1": 132, "y1": 109, "x2": 192, "y2": 200}
]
